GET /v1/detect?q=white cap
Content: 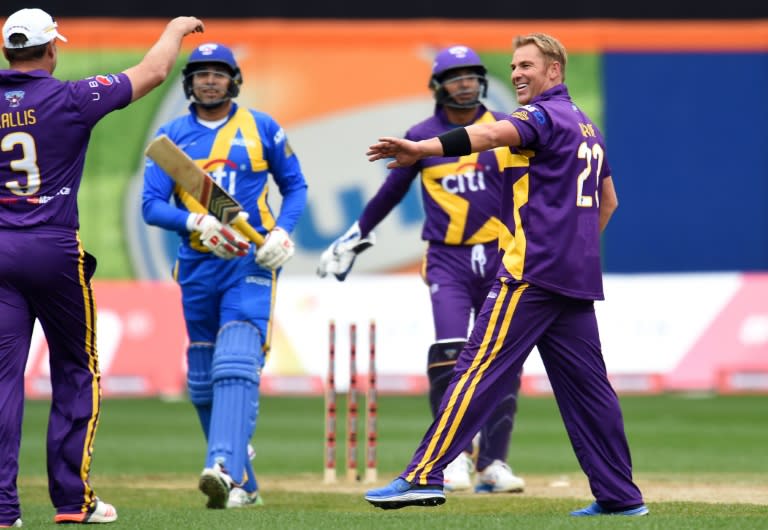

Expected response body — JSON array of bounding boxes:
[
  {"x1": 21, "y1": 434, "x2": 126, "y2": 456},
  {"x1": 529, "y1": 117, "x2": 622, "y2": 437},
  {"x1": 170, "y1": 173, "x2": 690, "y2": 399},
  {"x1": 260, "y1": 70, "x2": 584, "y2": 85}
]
[{"x1": 3, "y1": 8, "x2": 67, "y2": 49}]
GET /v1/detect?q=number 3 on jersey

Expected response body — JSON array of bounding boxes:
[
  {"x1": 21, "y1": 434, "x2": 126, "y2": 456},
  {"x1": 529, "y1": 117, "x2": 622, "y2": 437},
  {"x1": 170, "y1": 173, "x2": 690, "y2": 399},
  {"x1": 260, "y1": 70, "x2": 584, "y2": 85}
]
[{"x1": 2, "y1": 131, "x2": 41, "y2": 196}]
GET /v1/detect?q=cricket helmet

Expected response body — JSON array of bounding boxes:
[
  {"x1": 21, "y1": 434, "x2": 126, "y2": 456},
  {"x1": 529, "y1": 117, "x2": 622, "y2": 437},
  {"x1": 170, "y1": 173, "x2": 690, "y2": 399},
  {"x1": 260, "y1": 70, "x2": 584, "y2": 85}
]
[
  {"x1": 182, "y1": 43, "x2": 242, "y2": 102},
  {"x1": 429, "y1": 45, "x2": 488, "y2": 109}
]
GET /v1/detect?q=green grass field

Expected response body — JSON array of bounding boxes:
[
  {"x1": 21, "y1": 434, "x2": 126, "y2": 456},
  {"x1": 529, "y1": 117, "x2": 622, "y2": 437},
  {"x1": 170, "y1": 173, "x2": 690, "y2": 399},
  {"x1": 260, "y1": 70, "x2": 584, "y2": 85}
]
[{"x1": 15, "y1": 394, "x2": 768, "y2": 528}]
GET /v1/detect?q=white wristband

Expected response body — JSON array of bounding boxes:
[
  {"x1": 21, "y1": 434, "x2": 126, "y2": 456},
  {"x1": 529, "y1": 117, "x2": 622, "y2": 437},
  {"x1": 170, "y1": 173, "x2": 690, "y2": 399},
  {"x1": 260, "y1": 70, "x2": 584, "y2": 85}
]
[{"x1": 186, "y1": 213, "x2": 200, "y2": 232}]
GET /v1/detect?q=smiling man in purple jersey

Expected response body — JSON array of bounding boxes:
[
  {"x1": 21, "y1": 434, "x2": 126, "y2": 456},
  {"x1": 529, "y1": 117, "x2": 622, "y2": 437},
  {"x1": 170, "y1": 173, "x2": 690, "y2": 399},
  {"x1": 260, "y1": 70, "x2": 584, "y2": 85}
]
[
  {"x1": 0, "y1": 9, "x2": 204, "y2": 527},
  {"x1": 364, "y1": 33, "x2": 648, "y2": 517},
  {"x1": 318, "y1": 45, "x2": 524, "y2": 495}
]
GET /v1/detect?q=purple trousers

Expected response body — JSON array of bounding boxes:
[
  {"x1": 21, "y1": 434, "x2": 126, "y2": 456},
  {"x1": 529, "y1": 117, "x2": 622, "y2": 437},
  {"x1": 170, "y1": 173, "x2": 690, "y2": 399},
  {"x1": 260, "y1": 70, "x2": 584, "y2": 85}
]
[
  {"x1": 424, "y1": 241, "x2": 519, "y2": 469},
  {"x1": 401, "y1": 278, "x2": 644, "y2": 510},
  {"x1": 0, "y1": 227, "x2": 102, "y2": 523}
]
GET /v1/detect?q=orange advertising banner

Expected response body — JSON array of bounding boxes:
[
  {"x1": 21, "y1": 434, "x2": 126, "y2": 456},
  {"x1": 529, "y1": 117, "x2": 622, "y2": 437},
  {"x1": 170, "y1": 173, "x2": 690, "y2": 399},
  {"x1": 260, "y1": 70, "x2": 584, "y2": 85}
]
[{"x1": 54, "y1": 19, "x2": 768, "y2": 52}]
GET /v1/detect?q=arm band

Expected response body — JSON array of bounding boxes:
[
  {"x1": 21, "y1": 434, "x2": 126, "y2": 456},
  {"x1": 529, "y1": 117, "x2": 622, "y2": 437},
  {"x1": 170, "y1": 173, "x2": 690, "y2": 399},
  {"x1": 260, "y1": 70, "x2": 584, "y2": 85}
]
[{"x1": 438, "y1": 127, "x2": 472, "y2": 157}]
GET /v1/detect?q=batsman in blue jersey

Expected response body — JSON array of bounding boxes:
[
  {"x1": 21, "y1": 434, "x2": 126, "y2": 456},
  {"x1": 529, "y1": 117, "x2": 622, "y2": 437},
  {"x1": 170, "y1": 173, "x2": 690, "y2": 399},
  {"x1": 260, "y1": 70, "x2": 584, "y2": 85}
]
[
  {"x1": 142, "y1": 43, "x2": 308, "y2": 509},
  {"x1": 318, "y1": 45, "x2": 524, "y2": 494},
  {"x1": 0, "y1": 9, "x2": 204, "y2": 526},
  {"x1": 364, "y1": 33, "x2": 648, "y2": 517}
]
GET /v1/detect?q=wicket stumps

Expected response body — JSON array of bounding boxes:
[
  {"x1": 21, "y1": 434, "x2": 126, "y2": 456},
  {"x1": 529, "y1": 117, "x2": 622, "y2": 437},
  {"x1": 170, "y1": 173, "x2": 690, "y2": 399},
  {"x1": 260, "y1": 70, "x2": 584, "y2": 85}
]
[
  {"x1": 323, "y1": 321, "x2": 337, "y2": 484},
  {"x1": 364, "y1": 321, "x2": 378, "y2": 483},
  {"x1": 324, "y1": 320, "x2": 378, "y2": 484}
]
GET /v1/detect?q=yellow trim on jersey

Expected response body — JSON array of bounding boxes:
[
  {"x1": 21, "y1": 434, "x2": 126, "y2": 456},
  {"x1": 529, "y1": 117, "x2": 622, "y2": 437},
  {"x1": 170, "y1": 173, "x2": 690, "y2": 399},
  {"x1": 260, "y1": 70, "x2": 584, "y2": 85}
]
[
  {"x1": 257, "y1": 191, "x2": 276, "y2": 231},
  {"x1": 406, "y1": 281, "x2": 528, "y2": 484},
  {"x1": 421, "y1": 111, "x2": 505, "y2": 245},
  {"x1": 422, "y1": 156, "x2": 474, "y2": 244},
  {"x1": 226, "y1": 109, "x2": 275, "y2": 229},
  {"x1": 422, "y1": 152, "x2": 504, "y2": 245},
  {"x1": 502, "y1": 150, "x2": 534, "y2": 279},
  {"x1": 75, "y1": 232, "x2": 98, "y2": 507},
  {"x1": 205, "y1": 108, "x2": 276, "y2": 230},
  {"x1": 463, "y1": 218, "x2": 502, "y2": 244},
  {"x1": 210, "y1": 108, "x2": 267, "y2": 171}
]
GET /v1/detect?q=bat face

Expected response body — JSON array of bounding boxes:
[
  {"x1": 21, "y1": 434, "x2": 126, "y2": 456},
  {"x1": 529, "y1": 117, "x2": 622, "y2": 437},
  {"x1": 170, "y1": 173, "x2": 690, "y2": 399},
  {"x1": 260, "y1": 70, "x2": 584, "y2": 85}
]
[
  {"x1": 145, "y1": 135, "x2": 243, "y2": 224},
  {"x1": 194, "y1": 176, "x2": 243, "y2": 225},
  {"x1": 145, "y1": 135, "x2": 265, "y2": 246}
]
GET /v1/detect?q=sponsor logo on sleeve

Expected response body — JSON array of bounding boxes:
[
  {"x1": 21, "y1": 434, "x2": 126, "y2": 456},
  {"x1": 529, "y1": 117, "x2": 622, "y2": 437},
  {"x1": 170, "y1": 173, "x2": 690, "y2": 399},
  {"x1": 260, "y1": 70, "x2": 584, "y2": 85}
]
[
  {"x1": 95, "y1": 74, "x2": 115, "y2": 86},
  {"x1": 4, "y1": 91, "x2": 25, "y2": 108},
  {"x1": 523, "y1": 104, "x2": 546, "y2": 124}
]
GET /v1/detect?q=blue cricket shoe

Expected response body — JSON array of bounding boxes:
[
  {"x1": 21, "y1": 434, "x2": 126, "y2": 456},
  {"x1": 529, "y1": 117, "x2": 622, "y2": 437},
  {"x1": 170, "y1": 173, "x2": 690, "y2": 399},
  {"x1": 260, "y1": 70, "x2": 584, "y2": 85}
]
[
  {"x1": 364, "y1": 478, "x2": 446, "y2": 509},
  {"x1": 570, "y1": 501, "x2": 649, "y2": 516}
]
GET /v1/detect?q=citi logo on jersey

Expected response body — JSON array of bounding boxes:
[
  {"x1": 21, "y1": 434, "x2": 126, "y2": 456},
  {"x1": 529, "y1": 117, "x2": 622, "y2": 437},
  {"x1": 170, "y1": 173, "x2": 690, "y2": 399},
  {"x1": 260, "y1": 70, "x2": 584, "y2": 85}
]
[
  {"x1": 442, "y1": 163, "x2": 487, "y2": 194},
  {"x1": 203, "y1": 159, "x2": 238, "y2": 194}
]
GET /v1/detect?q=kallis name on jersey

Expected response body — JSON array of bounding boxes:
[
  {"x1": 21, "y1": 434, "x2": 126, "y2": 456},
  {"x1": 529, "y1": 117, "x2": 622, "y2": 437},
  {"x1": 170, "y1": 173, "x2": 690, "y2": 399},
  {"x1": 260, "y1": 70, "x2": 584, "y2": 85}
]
[{"x1": 0, "y1": 109, "x2": 36, "y2": 129}]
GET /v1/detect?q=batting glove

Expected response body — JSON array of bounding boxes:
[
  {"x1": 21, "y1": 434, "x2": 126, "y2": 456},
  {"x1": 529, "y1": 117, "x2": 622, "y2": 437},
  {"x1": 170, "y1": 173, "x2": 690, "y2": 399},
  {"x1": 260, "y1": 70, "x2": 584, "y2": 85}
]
[
  {"x1": 316, "y1": 221, "x2": 376, "y2": 281},
  {"x1": 187, "y1": 213, "x2": 250, "y2": 259},
  {"x1": 255, "y1": 227, "x2": 295, "y2": 270}
]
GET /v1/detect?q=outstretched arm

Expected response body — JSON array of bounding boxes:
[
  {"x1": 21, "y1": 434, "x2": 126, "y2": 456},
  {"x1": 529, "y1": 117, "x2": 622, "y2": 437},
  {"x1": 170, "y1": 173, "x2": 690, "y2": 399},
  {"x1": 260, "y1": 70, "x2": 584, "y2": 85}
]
[
  {"x1": 123, "y1": 17, "x2": 204, "y2": 102},
  {"x1": 367, "y1": 120, "x2": 521, "y2": 169}
]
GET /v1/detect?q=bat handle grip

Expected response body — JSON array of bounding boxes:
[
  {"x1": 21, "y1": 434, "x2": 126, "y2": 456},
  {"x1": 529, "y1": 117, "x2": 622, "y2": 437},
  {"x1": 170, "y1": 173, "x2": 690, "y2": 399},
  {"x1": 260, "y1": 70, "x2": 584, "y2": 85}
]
[{"x1": 233, "y1": 216, "x2": 265, "y2": 247}]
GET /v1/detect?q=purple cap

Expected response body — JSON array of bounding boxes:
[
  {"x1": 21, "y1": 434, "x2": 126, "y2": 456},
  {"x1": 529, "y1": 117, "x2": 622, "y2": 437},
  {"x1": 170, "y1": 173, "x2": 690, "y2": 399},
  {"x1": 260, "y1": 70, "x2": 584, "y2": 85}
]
[{"x1": 431, "y1": 45, "x2": 486, "y2": 81}]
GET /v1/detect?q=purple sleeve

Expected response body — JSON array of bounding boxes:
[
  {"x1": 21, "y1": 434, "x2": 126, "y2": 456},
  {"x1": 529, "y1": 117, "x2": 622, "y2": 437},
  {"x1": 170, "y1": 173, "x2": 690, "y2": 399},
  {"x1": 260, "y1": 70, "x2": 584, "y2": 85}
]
[
  {"x1": 358, "y1": 164, "x2": 419, "y2": 236},
  {"x1": 70, "y1": 72, "x2": 132, "y2": 128},
  {"x1": 506, "y1": 105, "x2": 552, "y2": 149}
]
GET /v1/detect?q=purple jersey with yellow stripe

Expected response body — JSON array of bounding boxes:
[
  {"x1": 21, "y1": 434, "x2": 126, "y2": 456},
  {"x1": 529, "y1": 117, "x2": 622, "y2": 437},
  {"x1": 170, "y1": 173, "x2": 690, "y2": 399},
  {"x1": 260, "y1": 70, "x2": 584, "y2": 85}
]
[
  {"x1": 500, "y1": 84, "x2": 610, "y2": 300},
  {"x1": 359, "y1": 105, "x2": 509, "y2": 246},
  {"x1": 0, "y1": 70, "x2": 131, "y2": 228}
]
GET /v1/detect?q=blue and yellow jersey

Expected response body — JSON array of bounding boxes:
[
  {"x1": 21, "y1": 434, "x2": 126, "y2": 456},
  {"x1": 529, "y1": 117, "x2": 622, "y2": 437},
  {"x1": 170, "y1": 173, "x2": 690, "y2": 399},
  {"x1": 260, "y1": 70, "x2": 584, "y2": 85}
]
[{"x1": 142, "y1": 102, "x2": 307, "y2": 258}]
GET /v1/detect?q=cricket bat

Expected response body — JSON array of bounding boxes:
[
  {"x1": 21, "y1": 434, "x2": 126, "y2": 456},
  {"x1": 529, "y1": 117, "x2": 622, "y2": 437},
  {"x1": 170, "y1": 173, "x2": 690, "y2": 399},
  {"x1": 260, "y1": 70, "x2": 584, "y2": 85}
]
[{"x1": 144, "y1": 134, "x2": 265, "y2": 247}]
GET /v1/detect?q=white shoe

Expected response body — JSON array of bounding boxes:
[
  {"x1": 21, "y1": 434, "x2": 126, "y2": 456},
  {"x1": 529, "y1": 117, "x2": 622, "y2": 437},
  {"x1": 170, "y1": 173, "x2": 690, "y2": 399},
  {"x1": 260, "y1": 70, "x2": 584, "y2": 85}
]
[
  {"x1": 199, "y1": 463, "x2": 234, "y2": 509},
  {"x1": 443, "y1": 452, "x2": 473, "y2": 492},
  {"x1": 475, "y1": 460, "x2": 525, "y2": 493},
  {"x1": 54, "y1": 498, "x2": 117, "y2": 524},
  {"x1": 227, "y1": 487, "x2": 264, "y2": 508},
  {"x1": 0, "y1": 519, "x2": 22, "y2": 528}
]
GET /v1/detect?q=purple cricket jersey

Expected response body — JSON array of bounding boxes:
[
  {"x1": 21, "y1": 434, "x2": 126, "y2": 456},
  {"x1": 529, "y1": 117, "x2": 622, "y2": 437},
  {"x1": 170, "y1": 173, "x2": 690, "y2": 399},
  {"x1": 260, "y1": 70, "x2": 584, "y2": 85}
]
[
  {"x1": 0, "y1": 68, "x2": 131, "y2": 522},
  {"x1": 394, "y1": 85, "x2": 644, "y2": 511},
  {"x1": 0, "y1": 69, "x2": 132, "y2": 228},
  {"x1": 359, "y1": 105, "x2": 508, "y2": 246},
  {"x1": 500, "y1": 84, "x2": 610, "y2": 300},
  {"x1": 359, "y1": 104, "x2": 521, "y2": 470}
]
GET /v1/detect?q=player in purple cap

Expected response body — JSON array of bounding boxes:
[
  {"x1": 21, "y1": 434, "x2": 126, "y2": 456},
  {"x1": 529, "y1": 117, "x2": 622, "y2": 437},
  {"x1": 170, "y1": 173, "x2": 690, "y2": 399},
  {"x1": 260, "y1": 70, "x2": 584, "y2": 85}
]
[
  {"x1": 364, "y1": 33, "x2": 648, "y2": 517},
  {"x1": 318, "y1": 45, "x2": 524, "y2": 494},
  {"x1": 0, "y1": 8, "x2": 204, "y2": 526}
]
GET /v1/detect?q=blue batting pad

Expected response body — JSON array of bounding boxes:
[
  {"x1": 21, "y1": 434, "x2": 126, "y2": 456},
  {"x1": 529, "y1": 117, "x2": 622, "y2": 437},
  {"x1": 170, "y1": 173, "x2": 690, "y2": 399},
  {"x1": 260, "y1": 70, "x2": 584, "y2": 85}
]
[
  {"x1": 187, "y1": 343, "x2": 214, "y2": 438},
  {"x1": 207, "y1": 322, "x2": 263, "y2": 483}
]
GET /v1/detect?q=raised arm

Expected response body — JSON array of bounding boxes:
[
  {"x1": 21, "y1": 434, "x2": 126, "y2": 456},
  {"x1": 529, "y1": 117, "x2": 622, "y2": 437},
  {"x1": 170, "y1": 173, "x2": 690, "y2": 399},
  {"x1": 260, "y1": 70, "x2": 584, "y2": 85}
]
[
  {"x1": 367, "y1": 120, "x2": 521, "y2": 169},
  {"x1": 123, "y1": 17, "x2": 204, "y2": 102}
]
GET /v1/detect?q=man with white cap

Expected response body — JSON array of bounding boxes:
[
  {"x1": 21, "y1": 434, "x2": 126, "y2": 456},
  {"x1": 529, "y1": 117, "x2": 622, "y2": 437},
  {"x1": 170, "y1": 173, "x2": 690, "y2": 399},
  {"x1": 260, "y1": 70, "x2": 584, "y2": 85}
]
[{"x1": 0, "y1": 8, "x2": 204, "y2": 526}]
